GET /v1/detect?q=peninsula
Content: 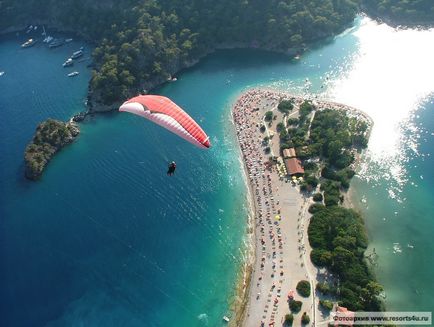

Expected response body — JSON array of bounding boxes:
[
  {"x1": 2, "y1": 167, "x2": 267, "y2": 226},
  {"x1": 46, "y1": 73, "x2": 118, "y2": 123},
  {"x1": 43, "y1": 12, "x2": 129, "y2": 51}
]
[
  {"x1": 24, "y1": 119, "x2": 79, "y2": 180},
  {"x1": 232, "y1": 89, "x2": 382, "y2": 326}
]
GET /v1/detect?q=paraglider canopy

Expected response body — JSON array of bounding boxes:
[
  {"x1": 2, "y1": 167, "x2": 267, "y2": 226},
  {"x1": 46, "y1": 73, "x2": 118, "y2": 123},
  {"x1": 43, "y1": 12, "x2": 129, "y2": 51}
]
[{"x1": 119, "y1": 95, "x2": 211, "y2": 149}]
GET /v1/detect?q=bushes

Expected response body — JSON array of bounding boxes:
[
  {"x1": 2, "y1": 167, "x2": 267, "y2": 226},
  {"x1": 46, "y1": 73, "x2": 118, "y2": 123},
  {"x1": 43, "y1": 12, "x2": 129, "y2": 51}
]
[
  {"x1": 321, "y1": 180, "x2": 341, "y2": 207},
  {"x1": 308, "y1": 203, "x2": 325, "y2": 214},
  {"x1": 320, "y1": 300, "x2": 334, "y2": 311},
  {"x1": 287, "y1": 117, "x2": 299, "y2": 126},
  {"x1": 313, "y1": 193, "x2": 323, "y2": 202},
  {"x1": 280, "y1": 142, "x2": 294, "y2": 152},
  {"x1": 307, "y1": 206, "x2": 382, "y2": 311},
  {"x1": 289, "y1": 300, "x2": 302, "y2": 313},
  {"x1": 316, "y1": 282, "x2": 332, "y2": 295},
  {"x1": 305, "y1": 175, "x2": 319, "y2": 188},
  {"x1": 264, "y1": 111, "x2": 273, "y2": 121},
  {"x1": 301, "y1": 312, "x2": 310, "y2": 325},
  {"x1": 310, "y1": 249, "x2": 332, "y2": 267},
  {"x1": 284, "y1": 313, "x2": 294, "y2": 326},
  {"x1": 300, "y1": 183, "x2": 308, "y2": 192},
  {"x1": 309, "y1": 109, "x2": 364, "y2": 167},
  {"x1": 296, "y1": 280, "x2": 311, "y2": 297},
  {"x1": 303, "y1": 161, "x2": 318, "y2": 173},
  {"x1": 278, "y1": 99, "x2": 294, "y2": 114},
  {"x1": 299, "y1": 101, "x2": 315, "y2": 122},
  {"x1": 324, "y1": 194, "x2": 340, "y2": 206},
  {"x1": 276, "y1": 122, "x2": 285, "y2": 132},
  {"x1": 263, "y1": 136, "x2": 270, "y2": 145}
]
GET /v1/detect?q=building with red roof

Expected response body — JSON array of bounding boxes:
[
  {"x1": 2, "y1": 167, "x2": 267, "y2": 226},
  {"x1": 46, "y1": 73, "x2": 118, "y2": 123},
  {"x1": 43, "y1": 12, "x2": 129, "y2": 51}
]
[{"x1": 284, "y1": 158, "x2": 304, "y2": 176}]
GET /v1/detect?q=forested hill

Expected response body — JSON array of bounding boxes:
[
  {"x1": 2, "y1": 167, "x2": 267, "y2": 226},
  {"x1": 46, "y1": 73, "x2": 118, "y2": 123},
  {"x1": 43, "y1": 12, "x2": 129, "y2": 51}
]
[
  {"x1": 0, "y1": 0, "x2": 359, "y2": 106},
  {"x1": 1, "y1": 0, "x2": 433, "y2": 107},
  {"x1": 362, "y1": 0, "x2": 434, "y2": 26}
]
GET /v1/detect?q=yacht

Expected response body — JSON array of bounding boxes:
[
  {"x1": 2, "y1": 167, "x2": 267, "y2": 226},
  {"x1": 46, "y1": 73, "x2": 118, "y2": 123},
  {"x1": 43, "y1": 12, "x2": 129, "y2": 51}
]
[
  {"x1": 71, "y1": 49, "x2": 83, "y2": 59},
  {"x1": 49, "y1": 38, "x2": 65, "y2": 48},
  {"x1": 67, "y1": 71, "x2": 79, "y2": 77},
  {"x1": 65, "y1": 38, "x2": 73, "y2": 43},
  {"x1": 63, "y1": 58, "x2": 73, "y2": 67},
  {"x1": 21, "y1": 38, "x2": 37, "y2": 48},
  {"x1": 43, "y1": 35, "x2": 54, "y2": 43}
]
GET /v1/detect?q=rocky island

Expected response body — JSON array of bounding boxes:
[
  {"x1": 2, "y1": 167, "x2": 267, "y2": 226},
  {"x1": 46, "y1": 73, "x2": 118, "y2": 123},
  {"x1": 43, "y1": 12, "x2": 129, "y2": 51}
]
[{"x1": 24, "y1": 119, "x2": 79, "y2": 180}]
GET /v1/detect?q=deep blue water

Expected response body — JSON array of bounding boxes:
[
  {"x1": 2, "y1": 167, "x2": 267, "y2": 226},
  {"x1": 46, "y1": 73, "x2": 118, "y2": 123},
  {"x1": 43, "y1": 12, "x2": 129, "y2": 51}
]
[
  {"x1": 1, "y1": 18, "x2": 434, "y2": 327},
  {"x1": 0, "y1": 33, "x2": 251, "y2": 327},
  {"x1": 1, "y1": 27, "x2": 352, "y2": 327}
]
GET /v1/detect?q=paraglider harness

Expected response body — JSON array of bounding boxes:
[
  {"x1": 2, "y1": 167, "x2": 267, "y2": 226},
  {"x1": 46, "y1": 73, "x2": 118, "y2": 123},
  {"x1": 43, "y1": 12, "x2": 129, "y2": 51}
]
[{"x1": 167, "y1": 162, "x2": 176, "y2": 176}]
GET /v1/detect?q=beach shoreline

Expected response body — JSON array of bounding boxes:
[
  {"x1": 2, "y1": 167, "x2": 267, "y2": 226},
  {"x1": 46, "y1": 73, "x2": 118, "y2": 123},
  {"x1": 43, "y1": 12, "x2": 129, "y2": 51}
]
[{"x1": 230, "y1": 88, "x2": 373, "y2": 326}]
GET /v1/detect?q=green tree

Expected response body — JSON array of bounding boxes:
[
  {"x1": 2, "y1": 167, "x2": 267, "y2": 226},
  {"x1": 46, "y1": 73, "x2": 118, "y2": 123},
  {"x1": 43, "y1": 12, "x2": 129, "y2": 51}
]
[
  {"x1": 289, "y1": 300, "x2": 302, "y2": 313},
  {"x1": 265, "y1": 111, "x2": 273, "y2": 121},
  {"x1": 284, "y1": 313, "x2": 294, "y2": 326},
  {"x1": 278, "y1": 99, "x2": 294, "y2": 114},
  {"x1": 296, "y1": 280, "x2": 311, "y2": 297}
]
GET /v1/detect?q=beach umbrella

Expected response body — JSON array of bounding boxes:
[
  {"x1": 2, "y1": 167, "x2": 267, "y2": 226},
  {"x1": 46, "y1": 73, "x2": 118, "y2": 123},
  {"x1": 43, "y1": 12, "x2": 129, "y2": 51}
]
[{"x1": 288, "y1": 290, "x2": 295, "y2": 300}]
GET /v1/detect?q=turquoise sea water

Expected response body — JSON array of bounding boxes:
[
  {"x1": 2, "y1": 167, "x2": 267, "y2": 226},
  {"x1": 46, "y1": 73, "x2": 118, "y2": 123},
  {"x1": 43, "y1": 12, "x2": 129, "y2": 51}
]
[
  {"x1": 351, "y1": 98, "x2": 434, "y2": 312},
  {"x1": 1, "y1": 17, "x2": 434, "y2": 326}
]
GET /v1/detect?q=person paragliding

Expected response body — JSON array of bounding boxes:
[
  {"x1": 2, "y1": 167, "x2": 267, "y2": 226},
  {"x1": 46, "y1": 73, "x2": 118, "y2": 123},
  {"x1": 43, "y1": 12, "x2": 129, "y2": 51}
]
[{"x1": 167, "y1": 161, "x2": 176, "y2": 176}]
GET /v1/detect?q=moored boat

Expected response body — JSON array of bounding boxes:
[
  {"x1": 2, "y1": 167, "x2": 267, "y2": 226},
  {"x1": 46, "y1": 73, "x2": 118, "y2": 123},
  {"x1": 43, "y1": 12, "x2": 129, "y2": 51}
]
[
  {"x1": 70, "y1": 49, "x2": 83, "y2": 59},
  {"x1": 21, "y1": 39, "x2": 37, "y2": 48},
  {"x1": 67, "y1": 71, "x2": 79, "y2": 77},
  {"x1": 43, "y1": 35, "x2": 54, "y2": 43},
  {"x1": 48, "y1": 38, "x2": 65, "y2": 48},
  {"x1": 63, "y1": 58, "x2": 73, "y2": 67}
]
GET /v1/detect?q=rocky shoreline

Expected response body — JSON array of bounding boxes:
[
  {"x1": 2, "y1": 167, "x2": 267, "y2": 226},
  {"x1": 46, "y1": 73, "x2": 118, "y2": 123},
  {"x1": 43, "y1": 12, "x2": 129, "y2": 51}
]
[{"x1": 24, "y1": 119, "x2": 80, "y2": 180}]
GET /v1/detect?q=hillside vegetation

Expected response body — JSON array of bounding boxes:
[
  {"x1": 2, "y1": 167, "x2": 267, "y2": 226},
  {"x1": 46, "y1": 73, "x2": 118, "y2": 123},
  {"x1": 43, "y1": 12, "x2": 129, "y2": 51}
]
[
  {"x1": 1, "y1": 0, "x2": 358, "y2": 104},
  {"x1": 362, "y1": 0, "x2": 434, "y2": 25},
  {"x1": 1, "y1": 0, "x2": 432, "y2": 106},
  {"x1": 24, "y1": 119, "x2": 79, "y2": 180}
]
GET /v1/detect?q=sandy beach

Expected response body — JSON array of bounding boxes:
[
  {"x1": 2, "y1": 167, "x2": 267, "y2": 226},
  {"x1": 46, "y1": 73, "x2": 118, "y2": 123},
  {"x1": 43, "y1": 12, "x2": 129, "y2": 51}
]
[{"x1": 231, "y1": 89, "x2": 372, "y2": 327}]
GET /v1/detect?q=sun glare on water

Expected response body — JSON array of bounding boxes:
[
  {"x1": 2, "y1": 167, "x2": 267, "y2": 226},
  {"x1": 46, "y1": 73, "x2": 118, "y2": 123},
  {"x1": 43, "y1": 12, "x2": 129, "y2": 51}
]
[{"x1": 329, "y1": 17, "x2": 434, "y2": 194}]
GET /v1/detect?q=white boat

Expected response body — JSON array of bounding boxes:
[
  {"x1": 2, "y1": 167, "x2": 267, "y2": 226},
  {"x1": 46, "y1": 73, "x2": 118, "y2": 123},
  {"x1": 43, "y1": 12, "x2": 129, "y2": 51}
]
[
  {"x1": 68, "y1": 71, "x2": 79, "y2": 77},
  {"x1": 223, "y1": 316, "x2": 230, "y2": 322},
  {"x1": 0, "y1": 71, "x2": 4, "y2": 76},
  {"x1": 71, "y1": 49, "x2": 83, "y2": 59},
  {"x1": 48, "y1": 38, "x2": 65, "y2": 48},
  {"x1": 21, "y1": 38, "x2": 37, "y2": 48},
  {"x1": 65, "y1": 38, "x2": 73, "y2": 43},
  {"x1": 43, "y1": 35, "x2": 54, "y2": 43},
  {"x1": 63, "y1": 58, "x2": 73, "y2": 67}
]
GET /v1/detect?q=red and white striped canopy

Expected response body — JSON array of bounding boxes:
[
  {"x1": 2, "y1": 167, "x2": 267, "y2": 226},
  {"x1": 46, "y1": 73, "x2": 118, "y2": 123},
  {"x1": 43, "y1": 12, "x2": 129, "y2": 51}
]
[{"x1": 119, "y1": 95, "x2": 211, "y2": 149}]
